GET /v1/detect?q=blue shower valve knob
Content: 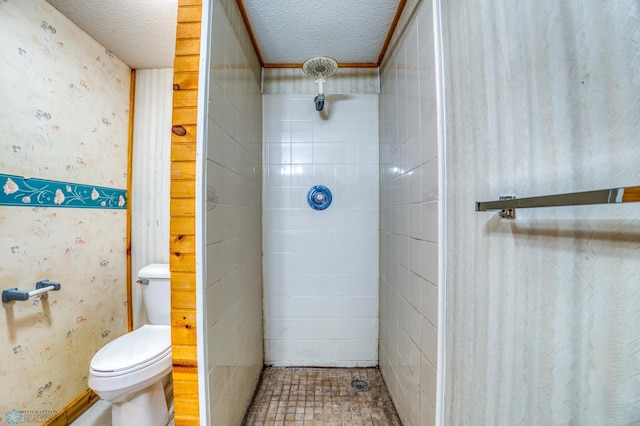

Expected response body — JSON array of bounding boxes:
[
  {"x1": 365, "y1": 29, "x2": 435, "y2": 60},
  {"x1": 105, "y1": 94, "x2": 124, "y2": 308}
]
[{"x1": 307, "y1": 185, "x2": 332, "y2": 210}]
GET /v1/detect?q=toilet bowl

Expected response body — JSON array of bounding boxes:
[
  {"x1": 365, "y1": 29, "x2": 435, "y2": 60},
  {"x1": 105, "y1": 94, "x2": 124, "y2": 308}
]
[
  {"x1": 88, "y1": 264, "x2": 173, "y2": 426},
  {"x1": 89, "y1": 325, "x2": 172, "y2": 424}
]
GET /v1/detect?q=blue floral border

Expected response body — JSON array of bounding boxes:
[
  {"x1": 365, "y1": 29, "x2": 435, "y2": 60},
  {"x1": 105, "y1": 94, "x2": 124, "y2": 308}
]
[{"x1": 0, "y1": 174, "x2": 127, "y2": 209}]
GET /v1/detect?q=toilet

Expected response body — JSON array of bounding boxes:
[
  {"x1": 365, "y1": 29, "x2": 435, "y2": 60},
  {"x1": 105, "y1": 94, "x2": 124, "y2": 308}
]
[{"x1": 88, "y1": 264, "x2": 173, "y2": 426}]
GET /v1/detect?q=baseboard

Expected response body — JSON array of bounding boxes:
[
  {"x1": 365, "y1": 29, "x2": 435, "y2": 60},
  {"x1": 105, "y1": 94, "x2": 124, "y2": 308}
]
[{"x1": 43, "y1": 389, "x2": 100, "y2": 426}]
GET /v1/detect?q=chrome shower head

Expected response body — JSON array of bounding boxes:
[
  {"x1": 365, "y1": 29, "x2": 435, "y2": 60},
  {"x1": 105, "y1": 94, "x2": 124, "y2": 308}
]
[{"x1": 302, "y1": 56, "x2": 339, "y2": 78}]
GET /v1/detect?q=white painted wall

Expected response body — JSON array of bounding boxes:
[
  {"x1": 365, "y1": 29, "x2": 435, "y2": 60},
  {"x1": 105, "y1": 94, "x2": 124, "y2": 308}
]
[{"x1": 263, "y1": 93, "x2": 379, "y2": 367}]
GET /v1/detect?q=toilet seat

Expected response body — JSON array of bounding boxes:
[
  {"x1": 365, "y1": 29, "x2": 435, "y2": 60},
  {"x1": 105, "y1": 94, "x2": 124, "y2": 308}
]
[{"x1": 90, "y1": 325, "x2": 171, "y2": 377}]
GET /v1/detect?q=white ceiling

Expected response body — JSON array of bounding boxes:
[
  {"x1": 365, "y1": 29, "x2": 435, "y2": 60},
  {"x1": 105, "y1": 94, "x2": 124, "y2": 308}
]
[
  {"x1": 46, "y1": 0, "x2": 178, "y2": 69},
  {"x1": 241, "y1": 0, "x2": 402, "y2": 66},
  {"x1": 46, "y1": 0, "x2": 402, "y2": 69}
]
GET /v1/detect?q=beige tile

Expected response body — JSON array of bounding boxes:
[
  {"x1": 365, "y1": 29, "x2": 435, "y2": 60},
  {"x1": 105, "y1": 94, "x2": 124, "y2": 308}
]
[{"x1": 242, "y1": 367, "x2": 401, "y2": 426}]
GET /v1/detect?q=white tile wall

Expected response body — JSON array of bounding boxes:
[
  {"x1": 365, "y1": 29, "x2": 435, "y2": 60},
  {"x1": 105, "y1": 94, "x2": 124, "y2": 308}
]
[
  {"x1": 263, "y1": 94, "x2": 379, "y2": 367},
  {"x1": 204, "y1": 0, "x2": 263, "y2": 424},
  {"x1": 379, "y1": 1, "x2": 439, "y2": 425}
]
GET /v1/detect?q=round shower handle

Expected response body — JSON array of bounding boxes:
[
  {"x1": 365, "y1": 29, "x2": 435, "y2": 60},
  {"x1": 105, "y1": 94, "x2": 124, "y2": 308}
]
[{"x1": 307, "y1": 185, "x2": 332, "y2": 210}]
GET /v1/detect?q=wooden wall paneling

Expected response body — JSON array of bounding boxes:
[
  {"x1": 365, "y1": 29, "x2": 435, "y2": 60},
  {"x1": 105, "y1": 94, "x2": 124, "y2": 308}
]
[{"x1": 171, "y1": 0, "x2": 202, "y2": 424}]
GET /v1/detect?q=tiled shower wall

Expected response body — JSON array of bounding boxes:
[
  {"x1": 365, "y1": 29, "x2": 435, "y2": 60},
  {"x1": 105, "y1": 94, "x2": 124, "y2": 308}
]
[
  {"x1": 379, "y1": 0, "x2": 440, "y2": 425},
  {"x1": 442, "y1": 1, "x2": 640, "y2": 424},
  {"x1": 204, "y1": 0, "x2": 263, "y2": 423},
  {"x1": 263, "y1": 92, "x2": 379, "y2": 367}
]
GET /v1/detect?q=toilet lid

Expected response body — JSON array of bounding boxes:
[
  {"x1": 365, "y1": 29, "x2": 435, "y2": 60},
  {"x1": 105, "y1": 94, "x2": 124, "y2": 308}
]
[{"x1": 91, "y1": 325, "x2": 171, "y2": 374}]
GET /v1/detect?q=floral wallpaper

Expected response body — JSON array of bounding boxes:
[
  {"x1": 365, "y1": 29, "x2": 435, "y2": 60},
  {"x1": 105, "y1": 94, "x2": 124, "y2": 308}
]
[{"x1": 0, "y1": 0, "x2": 130, "y2": 421}]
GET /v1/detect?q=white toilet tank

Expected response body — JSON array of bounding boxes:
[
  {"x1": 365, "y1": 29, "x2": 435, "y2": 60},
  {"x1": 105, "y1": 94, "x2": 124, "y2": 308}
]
[{"x1": 138, "y1": 264, "x2": 171, "y2": 325}]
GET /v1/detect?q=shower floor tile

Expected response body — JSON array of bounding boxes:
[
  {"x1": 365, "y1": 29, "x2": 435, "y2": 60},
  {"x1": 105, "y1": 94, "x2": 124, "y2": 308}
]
[{"x1": 243, "y1": 367, "x2": 402, "y2": 426}]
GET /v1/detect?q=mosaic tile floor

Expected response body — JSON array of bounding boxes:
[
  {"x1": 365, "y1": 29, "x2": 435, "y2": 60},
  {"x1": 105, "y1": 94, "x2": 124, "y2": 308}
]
[{"x1": 243, "y1": 367, "x2": 402, "y2": 426}]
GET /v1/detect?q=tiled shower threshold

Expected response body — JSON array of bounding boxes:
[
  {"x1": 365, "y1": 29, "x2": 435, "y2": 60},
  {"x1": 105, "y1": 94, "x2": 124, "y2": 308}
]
[{"x1": 243, "y1": 367, "x2": 402, "y2": 426}]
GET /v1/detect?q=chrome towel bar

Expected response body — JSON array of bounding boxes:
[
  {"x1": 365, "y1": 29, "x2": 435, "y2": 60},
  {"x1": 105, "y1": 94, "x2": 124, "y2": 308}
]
[{"x1": 476, "y1": 185, "x2": 640, "y2": 219}]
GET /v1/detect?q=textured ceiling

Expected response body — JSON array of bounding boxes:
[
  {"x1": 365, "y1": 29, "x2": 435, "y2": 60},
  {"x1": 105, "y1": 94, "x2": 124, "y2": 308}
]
[
  {"x1": 45, "y1": 0, "x2": 403, "y2": 69},
  {"x1": 241, "y1": 0, "x2": 402, "y2": 66},
  {"x1": 46, "y1": 0, "x2": 177, "y2": 69}
]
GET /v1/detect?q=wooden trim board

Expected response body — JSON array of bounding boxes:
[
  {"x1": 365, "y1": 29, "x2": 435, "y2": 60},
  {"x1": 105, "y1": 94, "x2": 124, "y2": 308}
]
[{"x1": 43, "y1": 390, "x2": 100, "y2": 426}]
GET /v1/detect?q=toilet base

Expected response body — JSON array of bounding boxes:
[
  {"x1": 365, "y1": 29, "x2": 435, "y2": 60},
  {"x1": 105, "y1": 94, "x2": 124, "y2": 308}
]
[{"x1": 111, "y1": 381, "x2": 169, "y2": 426}]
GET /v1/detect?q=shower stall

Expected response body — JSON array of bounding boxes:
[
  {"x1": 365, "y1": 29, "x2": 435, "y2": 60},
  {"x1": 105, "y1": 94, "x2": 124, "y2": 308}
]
[
  {"x1": 172, "y1": 0, "x2": 640, "y2": 425},
  {"x1": 262, "y1": 92, "x2": 380, "y2": 368},
  {"x1": 184, "y1": 0, "x2": 442, "y2": 424}
]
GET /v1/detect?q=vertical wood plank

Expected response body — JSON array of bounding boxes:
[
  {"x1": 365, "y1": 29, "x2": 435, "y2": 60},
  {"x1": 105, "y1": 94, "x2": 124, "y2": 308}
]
[
  {"x1": 126, "y1": 69, "x2": 136, "y2": 332},
  {"x1": 171, "y1": 1, "x2": 202, "y2": 423}
]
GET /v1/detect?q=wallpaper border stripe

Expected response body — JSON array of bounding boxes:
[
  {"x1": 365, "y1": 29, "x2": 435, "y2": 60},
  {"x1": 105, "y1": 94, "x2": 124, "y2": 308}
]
[{"x1": 0, "y1": 173, "x2": 127, "y2": 209}]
